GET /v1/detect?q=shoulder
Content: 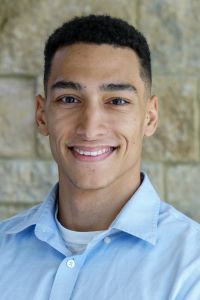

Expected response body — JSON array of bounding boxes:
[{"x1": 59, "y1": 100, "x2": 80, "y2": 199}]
[
  {"x1": 0, "y1": 183, "x2": 58, "y2": 238},
  {"x1": 159, "y1": 200, "x2": 200, "y2": 240},
  {"x1": 0, "y1": 203, "x2": 41, "y2": 236}
]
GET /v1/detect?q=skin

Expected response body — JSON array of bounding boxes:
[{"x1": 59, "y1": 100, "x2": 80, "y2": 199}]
[{"x1": 36, "y1": 43, "x2": 158, "y2": 231}]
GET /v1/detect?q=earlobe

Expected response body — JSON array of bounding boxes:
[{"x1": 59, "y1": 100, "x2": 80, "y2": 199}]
[
  {"x1": 35, "y1": 94, "x2": 49, "y2": 136},
  {"x1": 144, "y1": 95, "x2": 158, "y2": 137}
]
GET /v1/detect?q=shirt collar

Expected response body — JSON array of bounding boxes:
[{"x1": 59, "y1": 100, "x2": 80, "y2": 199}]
[
  {"x1": 6, "y1": 173, "x2": 160, "y2": 246},
  {"x1": 110, "y1": 173, "x2": 160, "y2": 245}
]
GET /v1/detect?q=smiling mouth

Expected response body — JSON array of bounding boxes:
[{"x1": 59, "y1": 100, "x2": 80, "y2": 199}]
[{"x1": 68, "y1": 146, "x2": 117, "y2": 161}]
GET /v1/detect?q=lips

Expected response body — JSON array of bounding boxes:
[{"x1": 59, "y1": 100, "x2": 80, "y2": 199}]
[{"x1": 68, "y1": 146, "x2": 117, "y2": 161}]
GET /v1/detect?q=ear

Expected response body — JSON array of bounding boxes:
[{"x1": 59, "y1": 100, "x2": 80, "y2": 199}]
[
  {"x1": 144, "y1": 95, "x2": 158, "y2": 137},
  {"x1": 35, "y1": 94, "x2": 49, "y2": 136}
]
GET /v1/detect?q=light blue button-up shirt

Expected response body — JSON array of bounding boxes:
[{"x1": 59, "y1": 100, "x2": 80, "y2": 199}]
[{"x1": 1, "y1": 173, "x2": 200, "y2": 299}]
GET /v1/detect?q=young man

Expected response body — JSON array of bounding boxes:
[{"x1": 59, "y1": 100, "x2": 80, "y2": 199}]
[{"x1": 0, "y1": 15, "x2": 200, "y2": 299}]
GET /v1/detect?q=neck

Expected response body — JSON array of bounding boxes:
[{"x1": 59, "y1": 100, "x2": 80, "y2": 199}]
[{"x1": 57, "y1": 169, "x2": 141, "y2": 232}]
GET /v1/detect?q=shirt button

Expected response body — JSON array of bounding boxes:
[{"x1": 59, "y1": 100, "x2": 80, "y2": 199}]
[
  {"x1": 67, "y1": 259, "x2": 75, "y2": 269},
  {"x1": 104, "y1": 236, "x2": 111, "y2": 244}
]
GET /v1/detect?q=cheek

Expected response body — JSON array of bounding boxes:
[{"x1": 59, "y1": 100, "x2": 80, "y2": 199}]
[
  {"x1": 47, "y1": 109, "x2": 74, "y2": 137},
  {"x1": 47, "y1": 115, "x2": 71, "y2": 155},
  {"x1": 117, "y1": 116, "x2": 144, "y2": 144},
  {"x1": 47, "y1": 106, "x2": 79, "y2": 132}
]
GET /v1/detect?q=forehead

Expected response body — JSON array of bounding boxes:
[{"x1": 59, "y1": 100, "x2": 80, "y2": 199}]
[{"x1": 48, "y1": 43, "x2": 144, "y2": 90}]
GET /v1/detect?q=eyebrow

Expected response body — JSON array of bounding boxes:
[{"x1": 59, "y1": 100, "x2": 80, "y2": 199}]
[
  {"x1": 99, "y1": 83, "x2": 137, "y2": 93},
  {"x1": 51, "y1": 80, "x2": 83, "y2": 91},
  {"x1": 50, "y1": 80, "x2": 137, "y2": 93}
]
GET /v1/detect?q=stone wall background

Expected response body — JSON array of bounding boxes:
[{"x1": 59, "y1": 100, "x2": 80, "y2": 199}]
[{"x1": 0, "y1": 0, "x2": 200, "y2": 221}]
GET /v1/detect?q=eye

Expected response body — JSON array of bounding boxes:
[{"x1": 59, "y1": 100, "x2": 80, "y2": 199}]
[
  {"x1": 58, "y1": 96, "x2": 80, "y2": 104},
  {"x1": 110, "y1": 98, "x2": 129, "y2": 105}
]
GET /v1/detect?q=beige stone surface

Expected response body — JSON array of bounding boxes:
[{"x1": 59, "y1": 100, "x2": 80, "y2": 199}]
[
  {"x1": 143, "y1": 76, "x2": 199, "y2": 162},
  {"x1": 166, "y1": 164, "x2": 200, "y2": 222},
  {"x1": 0, "y1": 78, "x2": 36, "y2": 157},
  {"x1": 36, "y1": 74, "x2": 44, "y2": 96},
  {"x1": 142, "y1": 161, "x2": 164, "y2": 198},
  {"x1": 139, "y1": 0, "x2": 200, "y2": 74},
  {"x1": 0, "y1": 0, "x2": 137, "y2": 75},
  {"x1": 0, "y1": 160, "x2": 58, "y2": 203},
  {"x1": 0, "y1": 203, "x2": 34, "y2": 221},
  {"x1": 36, "y1": 133, "x2": 53, "y2": 159}
]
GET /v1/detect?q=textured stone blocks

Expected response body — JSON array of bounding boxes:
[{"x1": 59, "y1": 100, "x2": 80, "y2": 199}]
[
  {"x1": 0, "y1": 203, "x2": 33, "y2": 221},
  {"x1": 139, "y1": 0, "x2": 200, "y2": 74},
  {"x1": 143, "y1": 76, "x2": 199, "y2": 162},
  {"x1": 0, "y1": 0, "x2": 137, "y2": 75},
  {"x1": 166, "y1": 165, "x2": 200, "y2": 222},
  {"x1": 142, "y1": 161, "x2": 164, "y2": 198},
  {"x1": 36, "y1": 134, "x2": 53, "y2": 159},
  {"x1": 0, "y1": 160, "x2": 58, "y2": 203},
  {"x1": 0, "y1": 78, "x2": 35, "y2": 157}
]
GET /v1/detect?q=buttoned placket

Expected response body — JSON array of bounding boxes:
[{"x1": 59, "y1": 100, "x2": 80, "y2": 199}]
[
  {"x1": 34, "y1": 219, "x2": 114, "y2": 300},
  {"x1": 48, "y1": 231, "x2": 114, "y2": 300},
  {"x1": 49, "y1": 254, "x2": 87, "y2": 300}
]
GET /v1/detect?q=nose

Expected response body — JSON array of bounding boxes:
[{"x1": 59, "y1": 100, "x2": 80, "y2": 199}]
[{"x1": 76, "y1": 104, "x2": 108, "y2": 140}]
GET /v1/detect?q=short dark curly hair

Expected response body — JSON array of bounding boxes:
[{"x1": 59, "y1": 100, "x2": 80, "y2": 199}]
[{"x1": 44, "y1": 15, "x2": 151, "y2": 95}]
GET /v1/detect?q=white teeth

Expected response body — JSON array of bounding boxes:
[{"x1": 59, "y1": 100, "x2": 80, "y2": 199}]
[
  {"x1": 73, "y1": 147, "x2": 112, "y2": 156},
  {"x1": 90, "y1": 151, "x2": 98, "y2": 156}
]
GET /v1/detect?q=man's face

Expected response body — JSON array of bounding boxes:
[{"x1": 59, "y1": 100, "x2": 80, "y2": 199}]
[{"x1": 36, "y1": 43, "x2": 157, "y2": 191}]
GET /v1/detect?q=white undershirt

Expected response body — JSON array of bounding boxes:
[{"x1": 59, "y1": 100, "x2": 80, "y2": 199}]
[{"x1": 55, "y1": 207, "x2": 104, "y2": 254}]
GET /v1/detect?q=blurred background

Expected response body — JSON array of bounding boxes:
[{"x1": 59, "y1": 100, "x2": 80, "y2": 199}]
[{"x1": 0, "y1": 0, "x2": 200, "y2": 221}]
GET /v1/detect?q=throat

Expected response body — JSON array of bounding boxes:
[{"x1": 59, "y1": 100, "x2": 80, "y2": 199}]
[{"x1": 57, "y1": 168, "x2": 141, "y2": 232}]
